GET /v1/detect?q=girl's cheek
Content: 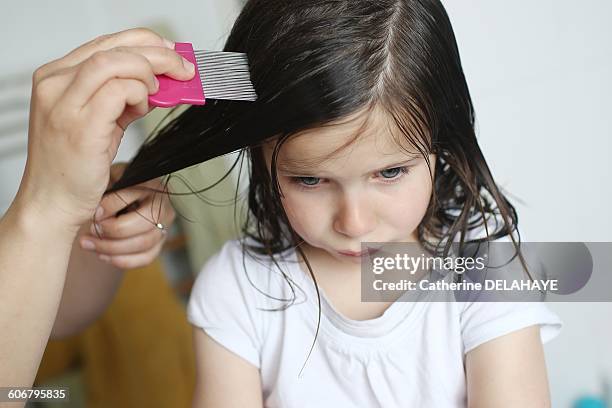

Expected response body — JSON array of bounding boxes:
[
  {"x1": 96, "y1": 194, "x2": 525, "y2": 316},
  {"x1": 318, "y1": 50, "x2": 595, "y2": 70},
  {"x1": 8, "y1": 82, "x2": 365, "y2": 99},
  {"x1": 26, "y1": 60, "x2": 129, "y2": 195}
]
[
  {"x1": 281, "y1": 190, "x2": 326, "y2": 237},
  {"x1": 376, "y1": 175, "x2": 433, "y2": 231},
  {"x1": 405, "y1": 185, "x2": 434, "y2": 228}
]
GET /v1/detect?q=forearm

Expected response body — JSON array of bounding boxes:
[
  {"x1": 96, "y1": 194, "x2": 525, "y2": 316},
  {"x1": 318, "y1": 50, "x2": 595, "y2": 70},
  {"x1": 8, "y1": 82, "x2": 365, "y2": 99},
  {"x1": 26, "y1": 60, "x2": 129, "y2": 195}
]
[
  {"x1": 0, "y1": 198, "x2": 77, "y2": 391},
  {"x1": 50, "y1": 222, "x2": 125, "y2": 339}
]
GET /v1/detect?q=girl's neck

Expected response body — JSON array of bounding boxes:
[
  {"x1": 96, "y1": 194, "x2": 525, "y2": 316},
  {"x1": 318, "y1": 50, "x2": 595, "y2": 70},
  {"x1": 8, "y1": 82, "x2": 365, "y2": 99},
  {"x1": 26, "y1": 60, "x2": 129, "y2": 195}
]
[
  {"x1": 293, "y1": 233, "x2": 428, "y2": 320},
  {"x1": 295, "y1": 243, "x2": 396, "y2": 321}
]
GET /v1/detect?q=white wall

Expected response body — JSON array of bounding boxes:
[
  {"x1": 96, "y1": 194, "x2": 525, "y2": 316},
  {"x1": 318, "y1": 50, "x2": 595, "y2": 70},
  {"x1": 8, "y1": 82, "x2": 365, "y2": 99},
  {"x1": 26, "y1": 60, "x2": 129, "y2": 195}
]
[{"x1": 442, "y1": 1, "x2": 612, "y2": 405}]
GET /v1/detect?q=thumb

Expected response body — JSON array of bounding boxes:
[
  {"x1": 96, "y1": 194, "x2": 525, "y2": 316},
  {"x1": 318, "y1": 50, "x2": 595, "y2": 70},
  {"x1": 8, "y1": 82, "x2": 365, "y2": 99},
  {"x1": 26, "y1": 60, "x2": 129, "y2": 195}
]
[{"x1": 95, "y1": 188, "x2": 143, "y2": 223}]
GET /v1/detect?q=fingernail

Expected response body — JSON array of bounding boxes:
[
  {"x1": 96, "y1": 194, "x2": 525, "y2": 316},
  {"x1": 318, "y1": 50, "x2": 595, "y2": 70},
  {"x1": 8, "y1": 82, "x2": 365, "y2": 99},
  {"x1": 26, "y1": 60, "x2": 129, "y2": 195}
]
[
  {"x1": 81, "y1": 239, "x2": 95, "y2": 251},
  {"x1": 182, "y1": 58, "x2": 195, "y2": 73},
  {"x1": 95, "y1": 205, "x2": 104, "y2": 219},
  {"x1": 99, "y1": 254, "x2": 111, "y2": 263},
  {"x1": 153, "y1": 76, "x2": 159, "y2": 90},
  {"x1": 163, "y1": 38, "x2": 175, "y2": 49}
]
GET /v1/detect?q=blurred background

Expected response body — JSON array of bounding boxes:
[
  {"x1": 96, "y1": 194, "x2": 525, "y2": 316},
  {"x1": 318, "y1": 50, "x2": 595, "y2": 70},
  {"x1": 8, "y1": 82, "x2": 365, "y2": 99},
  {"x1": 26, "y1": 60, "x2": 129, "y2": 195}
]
[{"x1": 1, "y1": 0, "x2": 610, "y2": 407}]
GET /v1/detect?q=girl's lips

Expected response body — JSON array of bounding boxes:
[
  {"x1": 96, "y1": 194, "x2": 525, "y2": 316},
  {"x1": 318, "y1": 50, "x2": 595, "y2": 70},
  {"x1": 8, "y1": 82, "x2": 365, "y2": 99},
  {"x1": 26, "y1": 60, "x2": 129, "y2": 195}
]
[
  {"x1": 338, "y1": 247, "x2": 381, "y2": 257},
  {"x1": 338, "y1": 250, "x2": 365, "y2": 257}
]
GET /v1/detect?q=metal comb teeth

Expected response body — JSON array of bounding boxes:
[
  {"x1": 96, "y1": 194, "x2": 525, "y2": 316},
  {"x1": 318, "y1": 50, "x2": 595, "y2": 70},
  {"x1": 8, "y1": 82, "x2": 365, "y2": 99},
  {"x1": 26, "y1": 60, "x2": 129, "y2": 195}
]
[{"x1": 195, "y1": 50, "x2": 257, "y2": 102}]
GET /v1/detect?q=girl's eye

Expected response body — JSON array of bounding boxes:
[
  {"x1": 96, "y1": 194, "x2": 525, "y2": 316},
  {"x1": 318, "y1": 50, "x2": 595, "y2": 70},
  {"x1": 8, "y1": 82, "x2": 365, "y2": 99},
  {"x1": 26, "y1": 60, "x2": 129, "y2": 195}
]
[
  {"x1": 378, "y1": 166, "x2": 410, "y2": 182},
  {"x1": 292, "y1": 166, "x2": 410, "y2": 189},
  {"x1": 296, "y1": 176, "x2": 321, "y2": 187}
]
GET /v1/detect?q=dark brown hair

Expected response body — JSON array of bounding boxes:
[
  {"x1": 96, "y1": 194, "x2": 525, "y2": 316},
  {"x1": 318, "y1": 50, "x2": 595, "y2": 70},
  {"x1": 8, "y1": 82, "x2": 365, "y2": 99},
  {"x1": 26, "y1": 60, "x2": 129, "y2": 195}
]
[{"x1": 107, "y1": 0, "x2": 527, "y2": 338}]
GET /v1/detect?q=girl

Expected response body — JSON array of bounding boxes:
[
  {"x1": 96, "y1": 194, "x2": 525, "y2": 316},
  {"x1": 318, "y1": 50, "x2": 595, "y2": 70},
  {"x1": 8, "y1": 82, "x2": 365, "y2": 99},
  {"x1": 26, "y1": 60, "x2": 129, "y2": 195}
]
[{"x1": 107, "y1": 0, "x2": 562, "y2": 406}]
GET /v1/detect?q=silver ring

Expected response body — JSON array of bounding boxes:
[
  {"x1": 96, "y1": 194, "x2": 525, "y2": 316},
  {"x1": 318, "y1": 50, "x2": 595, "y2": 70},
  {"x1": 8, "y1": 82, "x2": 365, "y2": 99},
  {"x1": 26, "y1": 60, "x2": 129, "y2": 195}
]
[{"x1": 156, "y1": 223, "x2": 167, "y2": 235}]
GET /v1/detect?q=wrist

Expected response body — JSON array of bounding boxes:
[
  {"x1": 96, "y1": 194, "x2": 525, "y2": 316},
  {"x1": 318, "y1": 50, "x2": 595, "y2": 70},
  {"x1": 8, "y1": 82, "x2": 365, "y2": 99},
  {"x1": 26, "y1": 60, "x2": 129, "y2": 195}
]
[{"x1": 7, "y1": 195, "x2": 82, "y2": 243}]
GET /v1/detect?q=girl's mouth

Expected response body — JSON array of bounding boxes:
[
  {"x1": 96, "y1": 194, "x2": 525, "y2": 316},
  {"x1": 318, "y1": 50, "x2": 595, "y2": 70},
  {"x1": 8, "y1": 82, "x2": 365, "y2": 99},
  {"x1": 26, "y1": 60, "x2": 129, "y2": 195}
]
[{"x1": 337, "y1": 247, "x2": 381, "y2": 257}]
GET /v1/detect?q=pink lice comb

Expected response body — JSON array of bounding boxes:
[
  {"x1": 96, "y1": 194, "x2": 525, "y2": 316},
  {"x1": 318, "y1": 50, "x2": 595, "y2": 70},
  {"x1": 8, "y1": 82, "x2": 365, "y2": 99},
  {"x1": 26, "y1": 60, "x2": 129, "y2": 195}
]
[{"x1": 148, "y1": 42, "x2": 257, "y2": 108}]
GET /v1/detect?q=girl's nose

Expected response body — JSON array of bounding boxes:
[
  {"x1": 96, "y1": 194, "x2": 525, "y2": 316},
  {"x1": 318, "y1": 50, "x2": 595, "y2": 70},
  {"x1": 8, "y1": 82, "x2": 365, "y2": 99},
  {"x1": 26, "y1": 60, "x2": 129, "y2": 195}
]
[{"x1": 333, "y1": 194, "x2": 377, "y2": 239}]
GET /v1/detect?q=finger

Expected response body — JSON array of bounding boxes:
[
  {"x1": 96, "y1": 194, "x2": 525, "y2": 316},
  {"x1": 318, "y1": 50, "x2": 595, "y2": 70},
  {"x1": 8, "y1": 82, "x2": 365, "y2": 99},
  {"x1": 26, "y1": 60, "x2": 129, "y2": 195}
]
[
  {"x1": 113, "y1": 45, "x2": 195, "y2": 80},
  {"x1": 35, "y1": 27, "x2": 174, "y2": 80},
  {"x1": 116, "y1": 86, "x2": 154, "y2": 130},
  {"x1": 84, "y1": 77, "x2": 150, "y2": 142},
  {"x1": 92, "y1": 193, "x2": 172, "y2": 238},
  {"x1": 99, "y1": 240, "x2": 165, "y2": 270},
  {"x1": 95, "y1": 179, "x2": 168, "y2": 223},
  {"x1": 76, "y1": 78, "x2": 149, "y2": 162},
  {"x1": 65, "y1": 45, "x2": 196, "y2": 111},
  {"x1": 94, "y1": 184, "x2": 142, "y2": 225},
  {"x1": 62, "y1": 50, "x2": 157, "y2": 109},
  {"x1": 80, "y1": 226, "x2": 165, "y2": 256},
  {"x1": 119, "y1": 105, "x2": 159, "y2": 130}
]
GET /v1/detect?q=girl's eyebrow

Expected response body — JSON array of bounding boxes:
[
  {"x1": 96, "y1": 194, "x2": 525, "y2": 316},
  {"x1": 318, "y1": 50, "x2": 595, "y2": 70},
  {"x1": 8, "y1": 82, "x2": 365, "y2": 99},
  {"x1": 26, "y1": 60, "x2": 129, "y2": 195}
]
[{"x1": 278, "y1": 157, "x2": 419, "y2": 176}]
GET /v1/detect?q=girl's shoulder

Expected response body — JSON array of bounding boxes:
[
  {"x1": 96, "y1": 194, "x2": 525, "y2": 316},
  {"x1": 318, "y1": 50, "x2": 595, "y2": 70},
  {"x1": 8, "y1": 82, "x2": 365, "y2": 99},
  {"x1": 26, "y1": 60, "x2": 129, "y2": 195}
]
[
  {"x1": 451, "y1": 216, "x2": 563, "y2": 353},
  {"x1": 196, "y1": 236, "x2": 294, "y2": 272},
  {"x1": 187, "y1": 238, "x2": 255, "y2": 310},
  {"x1": 185, "y1": 237, "x2": 271, "y2": 368},
  {"x1": 188, "y1": 237, "x2": 303, "y2": 310},
  {"x1": 186, "y1": 237, "x2": 305, "y2": 368},
  {"x1": 209, "y1": 236, "x2": 300, "y2": 278}
]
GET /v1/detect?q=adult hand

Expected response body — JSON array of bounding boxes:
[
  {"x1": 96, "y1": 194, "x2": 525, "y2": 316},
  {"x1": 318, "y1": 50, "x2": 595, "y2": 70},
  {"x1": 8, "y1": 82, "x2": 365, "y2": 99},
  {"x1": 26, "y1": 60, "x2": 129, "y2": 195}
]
[
  {"x1": 78, "y1": 162, "x2": 177, "y2": 269},
  {"x1": 17, "y1": 27, "x2": 195, "y2": 233}
]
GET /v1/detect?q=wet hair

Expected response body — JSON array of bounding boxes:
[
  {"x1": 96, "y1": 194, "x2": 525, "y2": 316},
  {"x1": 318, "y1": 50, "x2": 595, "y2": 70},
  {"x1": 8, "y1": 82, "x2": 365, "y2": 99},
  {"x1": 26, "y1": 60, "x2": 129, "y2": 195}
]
[{"x1": 107, "y1": 0, "x2": 527, "y2": 349}]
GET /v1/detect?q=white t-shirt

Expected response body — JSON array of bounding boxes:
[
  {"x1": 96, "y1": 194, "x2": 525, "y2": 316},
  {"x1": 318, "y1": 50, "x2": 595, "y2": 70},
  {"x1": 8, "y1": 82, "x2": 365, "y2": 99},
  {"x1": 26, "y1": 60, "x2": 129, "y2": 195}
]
[{"x1": 187, "y1": 237, "x2": 562, "y2": 407}]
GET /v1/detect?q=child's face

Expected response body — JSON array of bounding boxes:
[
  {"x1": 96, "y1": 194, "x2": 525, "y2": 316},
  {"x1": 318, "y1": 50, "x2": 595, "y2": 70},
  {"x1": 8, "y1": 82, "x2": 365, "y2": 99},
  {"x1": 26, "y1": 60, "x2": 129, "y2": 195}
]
[{"x1": 263, "y1": 106, "x2": 435, "y2": 265}]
